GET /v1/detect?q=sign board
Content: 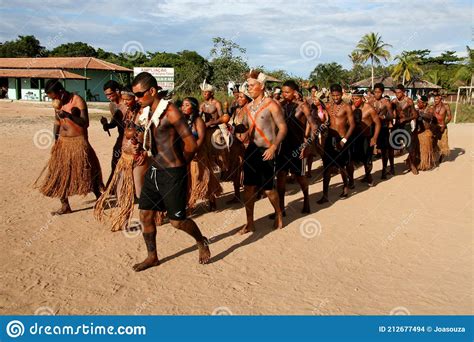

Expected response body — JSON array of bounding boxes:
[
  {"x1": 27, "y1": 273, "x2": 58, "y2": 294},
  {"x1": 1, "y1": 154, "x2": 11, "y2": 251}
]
[{"x1": 133, "y1": 67, "x2": 174, "y2": 90}]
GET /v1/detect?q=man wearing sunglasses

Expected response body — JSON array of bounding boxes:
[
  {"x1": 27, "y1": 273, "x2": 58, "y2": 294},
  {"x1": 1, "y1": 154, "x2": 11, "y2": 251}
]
[{"x1": 131, "y1": 72, "x2": 211, "y2": 272}]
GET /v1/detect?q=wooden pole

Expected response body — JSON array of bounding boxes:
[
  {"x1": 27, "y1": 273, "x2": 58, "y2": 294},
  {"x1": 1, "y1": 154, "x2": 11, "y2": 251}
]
[
  {"x1": 84, "y1": 68, "x2": 88, "y2": 100},
  {"x1": 453, "y1": 86, "x2": 461, "y2": 124}
]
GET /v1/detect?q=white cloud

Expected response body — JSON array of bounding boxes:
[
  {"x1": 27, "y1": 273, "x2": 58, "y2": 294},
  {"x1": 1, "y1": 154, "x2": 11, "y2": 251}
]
[{"x1": 0, "y1": 0, "x2": 470, "y2": 77}]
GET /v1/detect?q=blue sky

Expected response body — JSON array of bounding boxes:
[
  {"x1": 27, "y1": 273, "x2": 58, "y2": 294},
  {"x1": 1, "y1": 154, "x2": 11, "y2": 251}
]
[{"x1": 0, "y1": 0, "x2": 471, "y2": 77}]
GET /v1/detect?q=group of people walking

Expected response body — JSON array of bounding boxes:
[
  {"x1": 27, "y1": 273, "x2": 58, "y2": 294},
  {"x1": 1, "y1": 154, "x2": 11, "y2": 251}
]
[{"x1": 34, "y1": 71, "x2": 452, "y2": 272}]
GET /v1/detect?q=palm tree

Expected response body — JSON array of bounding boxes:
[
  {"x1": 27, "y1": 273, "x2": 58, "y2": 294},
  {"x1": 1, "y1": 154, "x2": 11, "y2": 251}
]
[
  {"x1": 354, "y1": 32, "x2": 391, "y2": 88},
  {"x1": 392, "y1": 52, "x2": 423, "y2": 85},
  {"x1": 457, "y1": 46, "x2": 474, "y2": 88},
  {"x1": 427, "y1": 69, "x2": 443, "y2": 86},
  {"x1": 348, "y1": 51, "x2": 363, "y2": 65}
]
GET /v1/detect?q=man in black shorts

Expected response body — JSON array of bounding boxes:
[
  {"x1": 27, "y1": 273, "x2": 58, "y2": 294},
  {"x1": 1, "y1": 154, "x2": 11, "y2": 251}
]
[
  {"x1": 347, "y1": 90, "x2": 381, "y2": 187},
  {"x1": 372, "y1": 83, "x2": 394, "y2": 179},
  {"x1": 317, "y1": 84, "x2": 355, "y2": 203},
  {"x1": 275, "y1": 80, "x2": 317, "y2": 215},
  {"x1": 392, "y1": 84, "x2": 417, "y2": 158},
  {"x1": 131, "y1": 72, "x2": 210, "y2": 272},
  {"x1": 239, "y1": 70, "x2": 287, "y2": 234}
]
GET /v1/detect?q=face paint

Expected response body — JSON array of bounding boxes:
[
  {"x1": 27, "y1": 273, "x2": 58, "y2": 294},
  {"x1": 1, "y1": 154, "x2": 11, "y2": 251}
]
[{"x1": 353, "y1": 97, "x2": 363, "y2": 107}]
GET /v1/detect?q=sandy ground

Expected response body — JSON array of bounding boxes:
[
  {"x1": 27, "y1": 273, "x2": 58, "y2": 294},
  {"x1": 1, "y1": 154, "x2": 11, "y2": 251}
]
[{"x1": 0, "y1": 100, "x2": 472, "y2": 315}]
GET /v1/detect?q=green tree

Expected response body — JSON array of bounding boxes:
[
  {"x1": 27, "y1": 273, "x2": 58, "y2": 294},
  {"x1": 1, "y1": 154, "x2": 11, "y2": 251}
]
[
  {"x1": 0, "y1": 35, "x2": 45, "y2": 57},
  {"x1": 427, "y1": 50, "x2": 463, "y2": 65},
  {"x1": 354, "y1": 32, "x2": 391, "y2": 88},
  {"x1": 402, "y1": 49, "x2": 431, "y2": 64},
  {"x1": 426, "y1": 69, "x2": 443, "y2": 86},
  {"x1": 50, "y1": 42, "x2": 98, "y2": 57},
  {"x1": 392, "y1": 51, "x2": 423, "y2": 85},
  {"x1": 209, "y1": 37, "x2": 248, "y2": 89},
  {"x1": 451, "y1": 46, "x2": 473, "y2": 87},
  {"x1": 348, "y1": 51, "x2": 363, "y2": 65},
  {"x1": 309, "y1": 62, "x2": 349, "y2": 88},
  {"x1": 144, "y1": 50, "x2": 210, "y2": 95}
]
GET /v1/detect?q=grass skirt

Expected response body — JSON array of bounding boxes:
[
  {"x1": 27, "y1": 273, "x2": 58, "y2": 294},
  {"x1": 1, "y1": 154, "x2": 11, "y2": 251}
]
[
  {"x1": 94, "y1": 153, "x2": 135, "y2": 231},
  {"x1": 437, "y1": 127, "x2": 449, "y2": 157},
  {"x1": 188, "y1": 140, "x2": 223, "y2": 209},
  {"x1": 35, "y1": 135, "x2": 103, "y2": 198},
  {"x1": 418, "y1": 130, "x2": 437, "y2": 171}
]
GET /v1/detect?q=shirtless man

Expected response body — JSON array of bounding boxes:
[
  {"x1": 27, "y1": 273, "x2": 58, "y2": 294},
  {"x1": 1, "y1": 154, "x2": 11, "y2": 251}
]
[
  {"x1": 101, "y1": 80, "x2": 127, "y2": 188},
  {"x1": 433, "y1": 91, "x2": 450, "y2": 163},
  {"x1": 131, "y1": 72, "x2": 210, "y2": 271},
  {"x1": 272, "y1": 87, "x2": 282, "y2": 102},
  {"x1": 317, "y1": 84, "x2": 355, "y2": 204},
  {"x1": 275, "y1": 80, "x2": 317, "y2": 216},
  {"x1": 229, "y1": 87, "x2": 240, "y2": 117},
  {"x1": 239, "y1": 70, "x2": 287, "y2": 234},
  {"x1": 199, "y1": 81, "x2": 224, "y2": 127},
  {"x1": 35, "y1": 80, "x2": 103, "y2": 214},
  {"x1": 392, "y1": 84, "x2": 417, "y2": 158},
  {"x1": 347, "y1": 90, "x2": 381, "y2": 187},
  {"x1": 443, "y1": 94, "x2": 453, "y2": 123},
  {"x1": 372, "y1": 83, "x2": 395, "y2": 179}
]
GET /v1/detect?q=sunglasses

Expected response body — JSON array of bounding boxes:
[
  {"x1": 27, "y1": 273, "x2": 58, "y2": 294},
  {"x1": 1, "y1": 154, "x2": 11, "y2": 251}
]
[{"x1": 133, "y1": 87, "x2": 151, "y2": 98}]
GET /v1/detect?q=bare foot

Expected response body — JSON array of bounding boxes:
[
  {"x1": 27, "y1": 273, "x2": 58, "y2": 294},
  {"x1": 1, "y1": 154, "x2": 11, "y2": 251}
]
[
  {"x1": 301, "y1": 203, "x2": 310, "y2": 214},
  {"x1": 317, "y1": 196, "x2": 329, "y2": 204},
  {"x1": 273, "y1": 213, "x2": 284, "y2": 230},
  {"x1": 132, "y1": 256, "x2": 160, "y2": 272},
  {"x1": 197, "y1": 237, "x2": 211, "y2": 264},
  {"x1": 238, "y1": 223, "x2": 255, "y2": 235},
  {"x1": 51, "y1": 206, "x2": 72, "y2": 216},
  {"x1": 339, "y1": 187, "x2": 349, "y2": 198},
  {"x1": 367, "y1": 175, "x2": 374, "y2": 187}
]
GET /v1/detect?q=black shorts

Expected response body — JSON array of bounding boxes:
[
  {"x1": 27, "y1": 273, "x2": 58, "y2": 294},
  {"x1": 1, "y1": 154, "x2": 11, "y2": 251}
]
[
  {"x1": 138, "y1": 165, "x2": 188, "y2": 221},
  {"x1": 276, "y1": 146, "x2": 305, "y2": 175},
  {"x1": 243, "y1": 142, "x2": 276, "y2": 191},
  {"x1": 391, "y1": 122, "x2": 413, "y2": 151},
  {"x1": 322, "y1": 129, "x2": 351, "y2": 168},
  {"x1": 377, "y1": 126, "x2": 391, "y2": 150},
  {"x1": 350, "y1": 134, "x2": 373, "y2": 166}
]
